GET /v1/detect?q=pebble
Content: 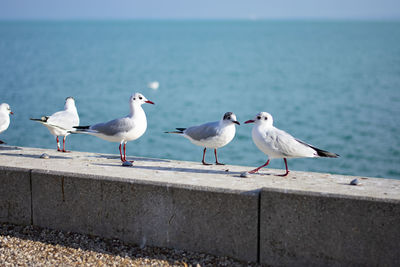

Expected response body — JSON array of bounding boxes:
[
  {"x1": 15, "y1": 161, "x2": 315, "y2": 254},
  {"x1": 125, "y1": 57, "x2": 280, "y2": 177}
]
[
  {"x1": 39, "y1": 153, "x2": 50, "y2": 159},
  {"x1": 0, "y1": 223, "x2": 259, "y2": 266},
  {"x1": 122, "y1": 161, "x2": 133, "y2": 167},
  {"x1": 240, "y1": 172, "x2": 251, "y2": 178},
  {"x1": 350, "y1": 178, "x2": 360, "y2": 186}
]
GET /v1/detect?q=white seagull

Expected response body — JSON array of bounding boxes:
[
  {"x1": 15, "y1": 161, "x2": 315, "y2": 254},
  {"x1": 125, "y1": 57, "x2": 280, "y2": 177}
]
[
  {"x1": 166, "y1": 112, "x2": 240, "y2": 165},
  {"x1": 73, "y1": 93, "x2": 154, "y2": 163},
  {"x1": 245, "y1": 112, "x2": 339, "y2": 176},
  {"x1": 0, "y1": 103, "x2": 13, "y2": 144},
  {"x1": 30, "y1": 97, "x2": 79, "y2": 152}
]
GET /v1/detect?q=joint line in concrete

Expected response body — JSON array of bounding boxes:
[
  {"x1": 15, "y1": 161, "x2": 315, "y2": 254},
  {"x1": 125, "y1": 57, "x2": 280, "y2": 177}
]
[{"x1": 29, "y1": 169, "x2": 33, "y2": 226}]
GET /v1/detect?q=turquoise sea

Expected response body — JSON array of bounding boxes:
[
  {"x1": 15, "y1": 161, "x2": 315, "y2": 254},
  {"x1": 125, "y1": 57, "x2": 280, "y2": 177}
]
[{"x1": 0, "y1": 20, "x2": 399, "y2": 179}]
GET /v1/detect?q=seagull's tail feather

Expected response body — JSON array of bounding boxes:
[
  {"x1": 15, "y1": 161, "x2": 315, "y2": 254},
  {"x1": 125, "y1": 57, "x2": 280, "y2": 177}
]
[
  {"x1": 30, "y1": 116, "x2": 50, "y2": 123},
  {"x1": 0, "y1": 140, "x2": 5, "y2": 144},
  {"x1": 164, "y1": 128, "x2": 186, "y2": 134},
  {"x1": 31, "y1": 117, "x2": 69, "y2": 132}
]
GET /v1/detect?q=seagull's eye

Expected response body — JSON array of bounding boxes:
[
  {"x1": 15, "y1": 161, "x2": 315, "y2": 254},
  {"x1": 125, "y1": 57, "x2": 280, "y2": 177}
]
[
  {"x1": 257, "y1": 116, "x2": 261, "y2": 120},
  {"x1": 133, "y1": 98, "x2": 136, "y2": 100},
  {"x1": 139, "y1": 96, "x2": 143, "y2": 100},
  {"x1": 264, "y1": 117, "x2": 268, "y2": 120}
]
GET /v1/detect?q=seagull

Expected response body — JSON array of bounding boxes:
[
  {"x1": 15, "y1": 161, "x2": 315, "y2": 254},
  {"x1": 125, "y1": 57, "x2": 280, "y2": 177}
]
[
  {"x1": 166, "y1": 112, "x2": 240, "y2": 165},
  {"x1": 30, "y1": 97, "x2": 79, "y2": 152},
  {"x1": 0, "y1": 103, "x2": 13, "y2": 144},
  {"x1": 245, "y1": 112, "x2": 339, "y2": 176},
  {"x1": 72, "y1": 93, "x2": 154, "y2": 163}
]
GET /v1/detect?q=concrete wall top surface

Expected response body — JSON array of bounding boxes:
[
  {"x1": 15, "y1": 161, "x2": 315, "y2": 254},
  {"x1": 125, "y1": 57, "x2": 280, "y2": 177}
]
[{"x1": 0, "y1": 146, "x2": 399, "y2": 202}]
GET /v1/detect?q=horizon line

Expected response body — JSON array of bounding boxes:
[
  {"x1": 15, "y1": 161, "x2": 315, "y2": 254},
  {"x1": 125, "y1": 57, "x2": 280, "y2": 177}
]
[{"x1": 0, "y1": 17, "x2": 400, "y2": 22}]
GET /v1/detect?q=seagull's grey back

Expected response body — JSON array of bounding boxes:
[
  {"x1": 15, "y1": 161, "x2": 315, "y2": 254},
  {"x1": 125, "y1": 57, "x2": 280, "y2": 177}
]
[
  {"x1": 91, "y1": 116, "x2": 134, "y2": 136},
  {"x1": 184, "y1": 121, "x2": 220, "y2": 141}
]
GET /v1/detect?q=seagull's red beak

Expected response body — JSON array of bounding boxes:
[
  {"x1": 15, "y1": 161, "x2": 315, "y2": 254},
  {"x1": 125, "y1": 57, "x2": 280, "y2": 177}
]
[
  {"x1": 10, "y1": 111, "x2": 14, "y2": 115},
  {"x1": 145, "y1": 100, "x2": 155, "y2": 105},
  {"x1": 244, "y1": 119, "x2": 255, "y2": 124}
]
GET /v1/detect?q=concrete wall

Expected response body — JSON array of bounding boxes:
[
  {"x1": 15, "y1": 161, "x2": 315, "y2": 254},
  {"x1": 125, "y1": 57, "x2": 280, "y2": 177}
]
[
  {"x1": 260, "y1": 189, "x2": 400, "y2": 266},
  {"x1": 31, "y1": 170, "x2": 259, "y2": 262},
  {"x1": 1, "y1": 147, "x2": 400, "y2": 265},
  {"x1": 0, "y1": 167, "x2": 31, "y2": 225}
]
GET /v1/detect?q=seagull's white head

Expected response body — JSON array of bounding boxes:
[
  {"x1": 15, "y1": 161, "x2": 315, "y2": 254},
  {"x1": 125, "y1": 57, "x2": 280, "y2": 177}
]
[
  {"x1": 130, "y1": 93, "x2": 155, "y2": 106},
  {"x1": 0, "y1": 103, "x2": 13, "y2": 115},
  {"x1": 245, "y1": 112, "x2": 273, "y2": 126},
  {"x1": 64, "y1": 97, "x2": 76, "y2": 110},
  {"x1": 222, "y1": 112, "x2": 240, "y2": 125}
]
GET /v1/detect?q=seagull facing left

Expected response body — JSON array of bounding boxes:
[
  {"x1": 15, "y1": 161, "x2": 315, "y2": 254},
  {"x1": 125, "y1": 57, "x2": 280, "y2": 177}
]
[
  {"x1": 30, "y1": 97, "x2": 79, "y2": 152},
  {"x1": 72, "y1": 93, "x2": 154, "y2": 163},
  {"x1": 0, "y1": 103, "x2": 13, "y2": 144},
  {"x1": 165, "y1": 112, "x2": 240, "y2": 165},
  {"x1": 245, "y1": 112, "x2": 339, "y2": 176}
]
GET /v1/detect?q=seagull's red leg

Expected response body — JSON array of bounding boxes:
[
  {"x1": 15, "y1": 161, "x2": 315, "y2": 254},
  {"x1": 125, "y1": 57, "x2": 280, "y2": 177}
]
[
  {"x1": 249, "y1": 159, "x2": 270, "y2": 174},
  {"x1": 277, "y1": 158, "x2": 290, "y2": 177},
  {"x1": 123, "y1": 143, "x2": 126, "y2": 162},
  {"x1": 62, "y1": 136, "x2": 70, "y2": 152},
  {"x1": 56, "y1": 136, "x2": 62, "y2": 152},
  {"x1": 202, "y1": 148, "x2": 211, "y2": 165},
  {"x1": 214, "y1": 149, "x2": 224, "y2": 165},
  {"x1": 119, "y1": 143, "x2": 124, "y2": 162},
  {"x1": 123, "y1": 142, "x2": 134, "y2": 163}
]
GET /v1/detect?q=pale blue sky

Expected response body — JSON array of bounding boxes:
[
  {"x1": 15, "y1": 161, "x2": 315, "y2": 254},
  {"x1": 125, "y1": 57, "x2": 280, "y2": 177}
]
[{"x1": 0, "y1": 0, "x2": 399, "y2": 20}]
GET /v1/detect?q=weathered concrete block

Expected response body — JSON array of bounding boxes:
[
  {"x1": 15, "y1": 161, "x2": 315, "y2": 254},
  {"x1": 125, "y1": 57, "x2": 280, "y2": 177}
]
[
  {"x1": 31, "y1": 170, "x2": 258, "y2": 262},
  {"x1": 260, "y1": 188, "x2": 400, "y2": 266},
  {"x1": 0, "y1": 166, "x2": 31, "y2": 225}
]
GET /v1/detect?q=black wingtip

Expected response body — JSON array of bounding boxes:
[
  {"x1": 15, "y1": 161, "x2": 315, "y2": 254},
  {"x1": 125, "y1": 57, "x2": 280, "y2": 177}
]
[
  {"x1": 315, "y1": 148, "x2": 339, "y2": 158},
  {"x1": 296, "y1": 138, "x2": 339, "y2": 158},
  {"x1": 73, "y1": 126, "x2": 90, "y2": 130}
]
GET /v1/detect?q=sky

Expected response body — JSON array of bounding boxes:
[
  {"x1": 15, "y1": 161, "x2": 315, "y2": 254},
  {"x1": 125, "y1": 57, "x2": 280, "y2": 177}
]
[{"x1": 0, "y1": 0, "x2": 400, "y2": 20}]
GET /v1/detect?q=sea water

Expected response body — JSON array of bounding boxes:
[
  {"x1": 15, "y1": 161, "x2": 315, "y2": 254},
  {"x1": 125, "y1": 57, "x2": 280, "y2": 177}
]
[{"x1": 0, "y1": 20, "x2": 399, "y2": 179}]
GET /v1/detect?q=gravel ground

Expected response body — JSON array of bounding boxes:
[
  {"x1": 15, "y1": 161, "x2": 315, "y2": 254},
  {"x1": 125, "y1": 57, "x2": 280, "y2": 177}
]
[{"x1": 0, "y1": 223, "x2": 260, "y2": 266}]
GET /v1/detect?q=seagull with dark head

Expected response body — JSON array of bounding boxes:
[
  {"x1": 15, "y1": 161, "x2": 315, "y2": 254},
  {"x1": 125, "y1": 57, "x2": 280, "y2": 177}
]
[{"x1": 166, "y1": 112, "x2": 240, "y2": 165}]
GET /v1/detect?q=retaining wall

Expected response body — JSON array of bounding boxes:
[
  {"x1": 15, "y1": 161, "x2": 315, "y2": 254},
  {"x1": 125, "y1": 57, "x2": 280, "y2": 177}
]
[{"x1": 1, "y1": 146, "x2": 399, "y2": 266}]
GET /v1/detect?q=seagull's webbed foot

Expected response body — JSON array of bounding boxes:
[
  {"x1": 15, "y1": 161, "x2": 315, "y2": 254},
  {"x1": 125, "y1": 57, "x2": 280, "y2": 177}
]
[
  {"x1": 248, "y1": 169, "x2": 259, "y2": 174},
  {"x1": 277, "y1": 158, "x2": 290, "y2": 177},
  {"x1": 202, "y1": 160, "x2": 212, "y2": 166},
  {"x1": 277, "y1": 171, "x2": 290, "y2": 177},
  {"x1": 215, "y1": 162, "x2": 225, "y2": 165}
]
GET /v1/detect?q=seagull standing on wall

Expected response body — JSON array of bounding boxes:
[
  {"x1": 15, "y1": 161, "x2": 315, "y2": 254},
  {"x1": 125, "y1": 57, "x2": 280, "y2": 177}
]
[
  {"x1": 245, "y1": 112, "x2": 339, "y2": 176},
  {"x1": 72, "y1": 93, "x2": 154, "y2": 163},
  {"x1": 166, "y1": 112, "x2": 240, "y2": 165},
  {"x1": 0, "y1": 103, "x2": 13, "y2": 144},
  {"x1": 30, "y1": 97, "x2": 79, "y2": 152}
]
